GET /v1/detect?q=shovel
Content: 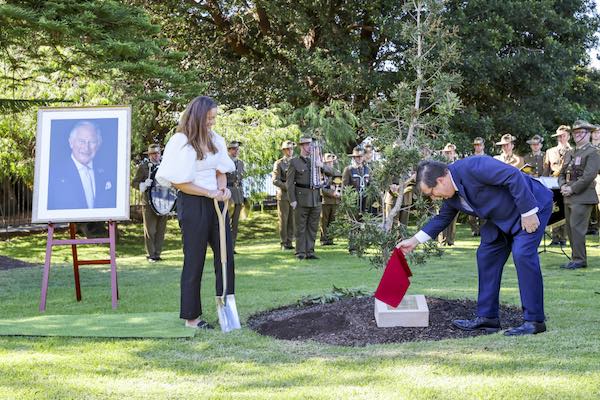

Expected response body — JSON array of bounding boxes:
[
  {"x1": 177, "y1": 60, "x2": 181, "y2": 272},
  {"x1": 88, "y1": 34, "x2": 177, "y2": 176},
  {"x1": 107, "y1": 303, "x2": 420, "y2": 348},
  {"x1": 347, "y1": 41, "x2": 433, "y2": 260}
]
[{"x1": 213, "y1": 198, "x2": 241, "y2": 332}]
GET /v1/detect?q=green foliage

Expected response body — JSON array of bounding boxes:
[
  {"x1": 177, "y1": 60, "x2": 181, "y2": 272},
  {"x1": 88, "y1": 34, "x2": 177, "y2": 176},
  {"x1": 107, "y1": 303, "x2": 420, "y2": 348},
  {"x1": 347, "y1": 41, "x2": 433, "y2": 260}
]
[
  {"x1": 213, "y1": 105, "x2": 301, "y2": 203},
  {"x1": 297, "y1": 286, "x2": 373, "y2": 306},
  {"x1": 445, "y1": 0, "x2": 600, "y2": 153}
]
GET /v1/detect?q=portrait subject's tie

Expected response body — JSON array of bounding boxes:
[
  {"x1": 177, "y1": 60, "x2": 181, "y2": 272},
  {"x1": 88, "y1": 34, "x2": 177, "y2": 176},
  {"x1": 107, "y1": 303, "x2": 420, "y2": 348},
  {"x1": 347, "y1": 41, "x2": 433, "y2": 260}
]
[{"x1": 83, "y1": 166, "x2": 95, "y2": 208}]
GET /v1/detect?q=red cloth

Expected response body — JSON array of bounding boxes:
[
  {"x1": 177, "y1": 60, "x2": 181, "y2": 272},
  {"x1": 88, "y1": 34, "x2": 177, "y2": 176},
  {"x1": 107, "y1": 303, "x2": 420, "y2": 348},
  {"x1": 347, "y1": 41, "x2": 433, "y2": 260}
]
[{"x1": 374, "y1": 248, "x2": 413, "y2": 308}]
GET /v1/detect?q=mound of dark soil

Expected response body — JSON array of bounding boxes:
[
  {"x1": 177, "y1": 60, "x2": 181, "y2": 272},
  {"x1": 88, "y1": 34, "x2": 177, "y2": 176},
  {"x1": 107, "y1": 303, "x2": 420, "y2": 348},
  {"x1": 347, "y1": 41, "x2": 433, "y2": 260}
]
[
  {"x1": 248, "y1": 296, "x2": 523, "y2": 346},
  {"x1": 0, "y1": 255, "x2": 39, "y2": 271}
]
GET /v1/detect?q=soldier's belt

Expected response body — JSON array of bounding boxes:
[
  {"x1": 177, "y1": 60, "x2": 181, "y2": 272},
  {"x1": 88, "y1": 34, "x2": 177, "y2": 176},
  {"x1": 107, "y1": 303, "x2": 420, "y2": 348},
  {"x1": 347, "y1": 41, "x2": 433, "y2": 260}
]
[{"x1": 296, "y1": 183, "x2": 321, "y2": 189}]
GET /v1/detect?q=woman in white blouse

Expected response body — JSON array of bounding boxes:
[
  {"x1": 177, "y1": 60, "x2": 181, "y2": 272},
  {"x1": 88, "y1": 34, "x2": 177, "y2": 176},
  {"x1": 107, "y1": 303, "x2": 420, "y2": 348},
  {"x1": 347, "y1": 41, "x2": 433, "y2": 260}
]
[{"x1": 156, "y1": 96, "x2": 236, "y2": 329}]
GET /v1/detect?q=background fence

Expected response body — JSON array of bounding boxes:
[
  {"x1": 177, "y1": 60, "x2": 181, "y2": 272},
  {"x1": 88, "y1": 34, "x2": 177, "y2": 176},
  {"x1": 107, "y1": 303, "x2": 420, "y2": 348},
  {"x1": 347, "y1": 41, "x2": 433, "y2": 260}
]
[{"x1": 0, "y1": 174, "x2": 277, "y2": 239}]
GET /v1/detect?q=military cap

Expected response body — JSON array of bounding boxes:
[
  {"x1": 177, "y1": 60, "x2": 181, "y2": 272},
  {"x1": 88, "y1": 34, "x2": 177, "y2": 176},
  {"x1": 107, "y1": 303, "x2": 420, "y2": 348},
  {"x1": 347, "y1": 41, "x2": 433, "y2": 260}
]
[
  {"x1": 551, "y1": 125, "x2": 571, "y2": 137},
  {"x1": 298, "y1": 137, "x2": 313, "y2": 145},
  {"x1": 348, "y1": 147, "x2": 364, "y2": 157},
  {"x1": 280, "y1": 140, "x2": 296, "y2": 149},
  {"x1": 495, "y1": 134, "x2": 516, "y2": 145},
  {"x1": 323, "y1": 153, "x2": 337, "y2": 162},
  {"x1": 572, "y1": 120, "x2": 596, "y2": 131},
  {"x1": 441, "y1": 143, "x2": 456, "y2": 152},
  {"x1": 144, "y1": 144, "x2": 161, "y2": 154},
  {"x1": 526, "y1": 134, "x2": 544, "y2": 145},
  {"x1": 227, "y1": 140, "x2": 242, "y2": 149},
  {"x1": 473, "y1": 137, "x2": 485, "y2": 145}
]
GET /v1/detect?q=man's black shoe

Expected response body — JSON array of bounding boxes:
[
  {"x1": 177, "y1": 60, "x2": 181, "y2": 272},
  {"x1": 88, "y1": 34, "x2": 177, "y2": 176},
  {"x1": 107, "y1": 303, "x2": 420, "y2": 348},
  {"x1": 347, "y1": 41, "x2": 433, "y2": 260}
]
[
  {"x1": 282, "y1": 245, "x2": 295, "y2": 250},
  {"x1": 296, "y1": 254, "x2": 306, "y2": 260},
  {"x1": 306, "y1": 254, "x2": 319, "y2": 259},
  {"x1": 559, "y1": 240, "x2": 567, "y2": 246},
  {"x1": 565, "y1": 261, "x2": 587, "y2": 269},
  {"x1": 550, "y1": 240, "x2": 561, "y2": 246},
  {"x1": 586, "y1": 229, "x2": 598, "y2": 236},
  {"x1": 559, "y1": 261, "x2": 572, "y2": 269},
  {"x1": 452, "y1": 317, "x2": 500, "y2": 333},
  {"x1": 504, "y1": 321, "x2": 546, "y2": 336}
]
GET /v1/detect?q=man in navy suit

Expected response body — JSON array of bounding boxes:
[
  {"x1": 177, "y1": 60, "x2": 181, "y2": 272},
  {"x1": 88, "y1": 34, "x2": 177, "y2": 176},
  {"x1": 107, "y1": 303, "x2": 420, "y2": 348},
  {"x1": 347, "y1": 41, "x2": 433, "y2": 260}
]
[
  {"x1": 397, "y1": 156, "x2": 553, "y2": 336},
  {"x1": 47, "y1": 121, "x2": 116, "y2": 210}
]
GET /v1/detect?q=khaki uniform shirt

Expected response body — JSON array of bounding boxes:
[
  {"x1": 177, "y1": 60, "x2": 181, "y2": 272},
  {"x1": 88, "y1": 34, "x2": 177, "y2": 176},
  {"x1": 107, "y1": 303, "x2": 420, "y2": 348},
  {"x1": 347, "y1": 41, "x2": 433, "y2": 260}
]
[
  {"x1": 321, "y1": 168, "x2": 341, "y2": 205},
  {"x1": 272, "y1": 156, "x2": 292, "y2": 201},
  {"x1": 524, "y1": 152, "x2": 545, "y2": 177},
  {"x1": 543, "y1": 144, "x2": 571, "y2": 177},
  {"x1": 558, "y1": 143, "x2": 600, "y2": 204},
  {"x1": 226, "y1": 158, "x2": 245, "y2": 205},
  {"x1": 494, "y1": 153, "x2": 524, "y2": 169}
]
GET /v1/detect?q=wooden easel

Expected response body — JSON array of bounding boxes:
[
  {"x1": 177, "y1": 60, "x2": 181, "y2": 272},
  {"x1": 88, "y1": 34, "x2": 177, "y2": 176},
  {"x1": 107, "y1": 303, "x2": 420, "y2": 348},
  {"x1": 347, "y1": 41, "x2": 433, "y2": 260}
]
[{"x1": 39, "y1": 221, "x2": 119, "y2": 311}]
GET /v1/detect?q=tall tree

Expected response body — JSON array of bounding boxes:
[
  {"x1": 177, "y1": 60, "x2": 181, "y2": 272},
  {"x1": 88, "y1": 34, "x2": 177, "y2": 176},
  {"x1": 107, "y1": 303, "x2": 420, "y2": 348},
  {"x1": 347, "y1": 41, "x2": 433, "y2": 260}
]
[
  {"x1": 135, "y1": 0, "x2": 412, "y2": 108},
  {"x1": 444, "y1": 0, "x2": 600, "y2": 152}
]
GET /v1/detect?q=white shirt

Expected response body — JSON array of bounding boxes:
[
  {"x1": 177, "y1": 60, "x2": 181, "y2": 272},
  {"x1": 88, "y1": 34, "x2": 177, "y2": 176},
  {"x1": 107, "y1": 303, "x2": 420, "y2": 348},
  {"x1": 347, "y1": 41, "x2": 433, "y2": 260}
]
[
  {"x1": 156, "y1": 132, "x2": 235, "y2": 191},
  {"x1": 71, "y1": 154, "x2": 95, "y2": 208},
  {"x1": 414, "y1": 171, "x2": 538, "y2": 243}
]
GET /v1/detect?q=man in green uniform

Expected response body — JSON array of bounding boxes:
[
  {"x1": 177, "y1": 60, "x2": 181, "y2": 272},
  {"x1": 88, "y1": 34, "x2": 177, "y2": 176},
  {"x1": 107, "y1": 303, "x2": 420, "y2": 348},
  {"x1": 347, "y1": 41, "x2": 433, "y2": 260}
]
[
  {"x1": 342, "y1": 147, "x2": 370, "y2": 213},
  {"x1": 320, "y1": 153, "x2": 341, "y2": 245},
  {"x1": 132, "y1": 144, "x2": 168, "y2": 262},
  {"x1": 287, "y1": 137, "x2": 331, "y2": 260},
  {"x1": 558, "y1": 120, "x2": 600, "y2": 269},
  {"x1": 272, "y1": 140, "x2": 296, "y2": 250},
  {"x1": 524, "y1": 135, "x2": 545, "y2": 177},
  {"x1": 226, "y1": 141, "x2": 245, "y2": 253},
  {"x1": 544, "y1": 125, "x2": 572, "y2": 245}
]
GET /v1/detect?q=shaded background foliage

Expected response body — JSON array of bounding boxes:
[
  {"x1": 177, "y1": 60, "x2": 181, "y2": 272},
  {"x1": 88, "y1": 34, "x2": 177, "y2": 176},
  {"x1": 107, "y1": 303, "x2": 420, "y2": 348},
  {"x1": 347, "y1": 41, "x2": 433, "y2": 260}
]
[{"x1": 1, "y1": 0, "x2": 599, "y2": 180}]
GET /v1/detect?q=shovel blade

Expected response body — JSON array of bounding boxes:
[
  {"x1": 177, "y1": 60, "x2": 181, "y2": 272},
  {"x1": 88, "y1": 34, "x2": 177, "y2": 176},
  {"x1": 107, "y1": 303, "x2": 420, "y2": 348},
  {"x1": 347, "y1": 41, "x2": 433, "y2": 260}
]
[{"x1": 216, "y1": 294, "x2": 241, "y2": 332}]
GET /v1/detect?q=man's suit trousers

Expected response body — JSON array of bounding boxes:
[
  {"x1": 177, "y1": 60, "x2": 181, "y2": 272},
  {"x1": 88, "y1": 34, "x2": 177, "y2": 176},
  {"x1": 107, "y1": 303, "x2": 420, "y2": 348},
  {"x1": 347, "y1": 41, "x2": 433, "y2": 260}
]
[{"x1": 475, "y1": 203, "x2": 552, "y2": 322}]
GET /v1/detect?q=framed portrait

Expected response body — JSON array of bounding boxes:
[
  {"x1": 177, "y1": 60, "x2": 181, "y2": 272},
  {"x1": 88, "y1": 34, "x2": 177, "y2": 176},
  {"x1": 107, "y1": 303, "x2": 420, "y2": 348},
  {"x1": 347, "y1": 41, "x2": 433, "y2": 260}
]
[{"x1": 32, "y1": 106, "x2": 131, "y2": 223}]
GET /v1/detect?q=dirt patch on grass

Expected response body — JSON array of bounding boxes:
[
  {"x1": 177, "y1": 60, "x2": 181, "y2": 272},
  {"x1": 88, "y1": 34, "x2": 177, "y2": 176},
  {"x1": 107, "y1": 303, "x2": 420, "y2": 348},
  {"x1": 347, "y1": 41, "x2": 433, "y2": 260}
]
[
  {"x1": 0, "y1": 255, "x2": 39, "y2": 271},
  {"x1": 248, "y1": 297, "x2": 523, "y2": 346}
]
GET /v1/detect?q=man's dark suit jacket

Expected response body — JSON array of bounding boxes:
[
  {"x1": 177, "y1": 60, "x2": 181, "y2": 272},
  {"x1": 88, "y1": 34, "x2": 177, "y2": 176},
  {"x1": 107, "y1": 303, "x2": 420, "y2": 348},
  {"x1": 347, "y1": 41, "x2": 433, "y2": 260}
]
[
  {"x1": 47, "y1": 157, "x2": 117, "y2": 210},
  {"x1": 422, "y1": 156, "x2": 554, "y2": 242}
]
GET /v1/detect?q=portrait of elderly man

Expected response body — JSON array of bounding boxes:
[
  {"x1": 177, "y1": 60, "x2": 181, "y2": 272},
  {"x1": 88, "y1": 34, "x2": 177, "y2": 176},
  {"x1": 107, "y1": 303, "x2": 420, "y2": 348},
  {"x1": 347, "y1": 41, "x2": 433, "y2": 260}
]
[{"x1": 47, "y1": 120, "x2": 117, "y2": 210}]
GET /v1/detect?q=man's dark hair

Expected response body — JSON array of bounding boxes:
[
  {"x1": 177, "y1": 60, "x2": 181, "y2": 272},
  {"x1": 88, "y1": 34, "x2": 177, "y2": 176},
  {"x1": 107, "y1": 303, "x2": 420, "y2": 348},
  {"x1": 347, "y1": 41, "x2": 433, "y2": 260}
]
[{"x1": 415, "y1": 160, "x2": 449, "y2": 192}]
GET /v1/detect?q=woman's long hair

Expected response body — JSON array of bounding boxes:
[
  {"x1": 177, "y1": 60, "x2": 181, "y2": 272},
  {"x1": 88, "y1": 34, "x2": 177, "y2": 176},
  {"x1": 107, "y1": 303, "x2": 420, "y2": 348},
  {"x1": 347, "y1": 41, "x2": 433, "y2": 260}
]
[{"x1": 177, "y1": 96, "x2": 218, "y2": 159}]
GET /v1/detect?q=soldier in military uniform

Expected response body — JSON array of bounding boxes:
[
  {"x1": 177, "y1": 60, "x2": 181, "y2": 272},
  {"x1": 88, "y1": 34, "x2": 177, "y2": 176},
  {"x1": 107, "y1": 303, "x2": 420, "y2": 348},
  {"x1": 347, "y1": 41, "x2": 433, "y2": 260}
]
[
  {"x1": 469, "y1": 137, "x2": 486, "y2": 235},
  {"x1": 524, "y1": 135, "x2": 545, "y2": 177},
  {"x1": 383, "y1": 175, "x2": 415, "y2": 227},
  {"x1": 287, "y1": 137, "x2": 332, "y2": 260},
  {"x1": 590, "y1": 126, "x2": 600, "y2": 234},
  {"x1": 494, "y1": 134, "x2": 524, "y2": 169},
  {"x1": 558, "y1": 120, "x2": 600, "y2": 269},
  {"x1": 320, "y1": 153, "x2": 341, "y2": 245},
  {"x1": 132, "y1": 144, "x2": 168, "y2": 262},
  {"x1": 543, "y1": 125, "x2": 571, "y2": 245},
  {"x1": 439, "y1": 143, "x2": 458, "y2": 245},
  {"x1": 472, "y1": 137, "x2": 486, "y2": 156},
  {"x1": 226, "y1": 141, "x2": 245, "y2": 253},
  {"x1": 272, "y1": 140, "x2": 296, "y2": 250},
  {"x1": 342, "y1": 147, "x2": 370, "y2": 213}
]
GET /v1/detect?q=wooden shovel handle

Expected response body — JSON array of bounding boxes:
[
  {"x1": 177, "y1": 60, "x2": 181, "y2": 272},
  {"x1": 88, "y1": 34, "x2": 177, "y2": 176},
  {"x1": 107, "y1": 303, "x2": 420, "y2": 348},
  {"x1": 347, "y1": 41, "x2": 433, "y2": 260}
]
[{"x1": 213, "y1": 199, "x2": 228, "y2": 299}]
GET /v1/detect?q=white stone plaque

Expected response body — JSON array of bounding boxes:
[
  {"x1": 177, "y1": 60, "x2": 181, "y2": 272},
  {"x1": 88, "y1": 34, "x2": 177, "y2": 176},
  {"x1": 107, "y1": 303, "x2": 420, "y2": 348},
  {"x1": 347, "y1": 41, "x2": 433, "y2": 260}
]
[{"x1": 374, "y1": 295, "x2": 429, "y2": 327}]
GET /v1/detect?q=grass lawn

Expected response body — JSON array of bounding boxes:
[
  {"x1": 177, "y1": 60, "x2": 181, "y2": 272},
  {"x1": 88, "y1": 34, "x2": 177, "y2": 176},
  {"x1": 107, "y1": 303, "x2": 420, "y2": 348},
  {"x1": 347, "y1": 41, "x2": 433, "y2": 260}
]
[{"x1": 1, "y1": 211, "x2": 599, "y2": 399}]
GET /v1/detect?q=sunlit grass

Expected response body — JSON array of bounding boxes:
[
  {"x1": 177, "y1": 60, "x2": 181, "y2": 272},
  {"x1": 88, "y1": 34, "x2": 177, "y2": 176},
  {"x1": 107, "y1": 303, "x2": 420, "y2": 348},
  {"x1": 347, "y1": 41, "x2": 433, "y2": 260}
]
[{"x1": 1, "y1": 213, "x2": 599, "y2": 399}]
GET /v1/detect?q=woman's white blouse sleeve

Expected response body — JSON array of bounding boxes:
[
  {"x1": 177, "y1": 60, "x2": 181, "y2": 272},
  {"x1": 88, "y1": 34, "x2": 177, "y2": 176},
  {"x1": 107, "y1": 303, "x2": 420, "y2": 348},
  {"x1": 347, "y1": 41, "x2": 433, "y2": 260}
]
[
  {"x1": 156, "y1": 133, "x2": 196, "y2": 187},
  {"x1": 214, "y1": 134, "x2": 235, "y2": 173}
]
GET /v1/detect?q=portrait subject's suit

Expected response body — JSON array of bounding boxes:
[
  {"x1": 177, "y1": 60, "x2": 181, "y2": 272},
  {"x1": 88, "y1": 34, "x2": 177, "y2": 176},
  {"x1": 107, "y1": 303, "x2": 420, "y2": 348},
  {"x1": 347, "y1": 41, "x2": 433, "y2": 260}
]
[
  {"x1": 422, "y1": 156, "x2": 553, "y2": 321},
  {"x1": 47, "y1": 157, "x2": 116, "y2": 210}
]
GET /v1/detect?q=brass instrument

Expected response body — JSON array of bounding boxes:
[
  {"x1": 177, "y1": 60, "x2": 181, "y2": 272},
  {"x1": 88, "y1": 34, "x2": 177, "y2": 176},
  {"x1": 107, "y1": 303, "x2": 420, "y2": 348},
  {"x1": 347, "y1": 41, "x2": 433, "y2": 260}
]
[{"x1": 309, "y1": 138, "x2": 323, "y2": 189}]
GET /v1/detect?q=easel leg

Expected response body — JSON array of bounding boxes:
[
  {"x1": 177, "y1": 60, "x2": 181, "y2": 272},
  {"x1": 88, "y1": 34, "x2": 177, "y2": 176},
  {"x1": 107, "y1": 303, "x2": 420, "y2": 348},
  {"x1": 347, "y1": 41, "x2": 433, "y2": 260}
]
[
  {"x1": 109, "y1": 221, "x2": 118, "y2": 308},
  {"x1": 69, "y1": 223, "x2": 82, "y2": 302},
  {"x1": 39, "y1": 224, "x2": 54, "y2": 312}
]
